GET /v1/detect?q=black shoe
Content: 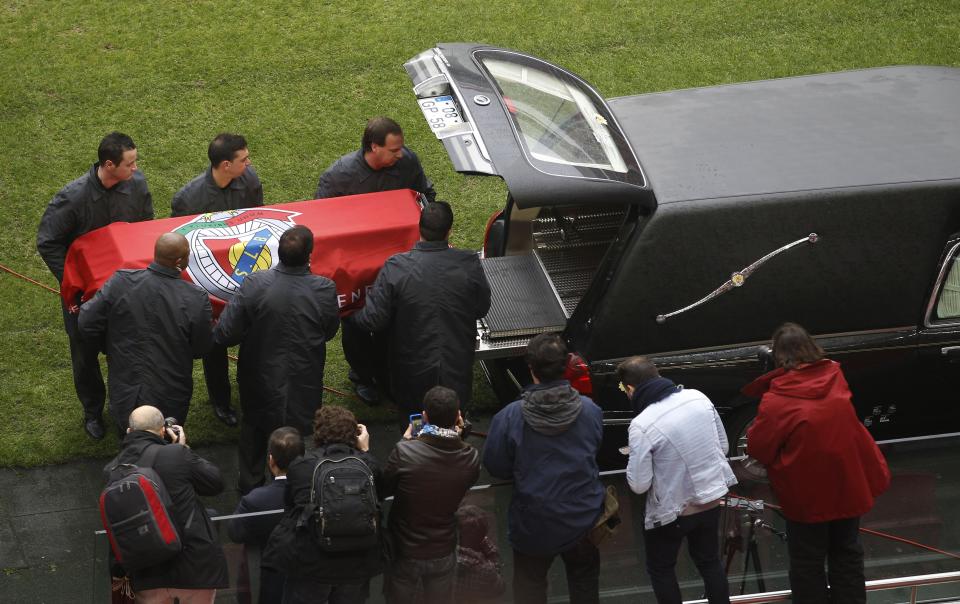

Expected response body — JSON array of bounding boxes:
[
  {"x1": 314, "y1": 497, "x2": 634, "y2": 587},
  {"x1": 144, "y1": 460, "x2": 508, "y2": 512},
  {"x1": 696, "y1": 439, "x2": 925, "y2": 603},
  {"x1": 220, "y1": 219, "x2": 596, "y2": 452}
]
[
  {"x1": 84, "y1": 416, "x2": 105, "y2": 440},
  {"x1": 355, "y1": 382, "x2": 381, "y2": 405},
  {"x1": 212, "y1": 405, "x2": 239, "y2": 427}
]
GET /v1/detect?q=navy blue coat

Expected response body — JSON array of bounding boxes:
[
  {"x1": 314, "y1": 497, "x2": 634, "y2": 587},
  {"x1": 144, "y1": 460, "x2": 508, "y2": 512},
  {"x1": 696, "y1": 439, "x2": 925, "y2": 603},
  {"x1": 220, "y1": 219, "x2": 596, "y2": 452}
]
[
  {"x1": 228, "y1": 477, "x2": 286, "y2": 547},
  {"x1": 482, "y1": 381, "x2": 605, "y2": 555}
]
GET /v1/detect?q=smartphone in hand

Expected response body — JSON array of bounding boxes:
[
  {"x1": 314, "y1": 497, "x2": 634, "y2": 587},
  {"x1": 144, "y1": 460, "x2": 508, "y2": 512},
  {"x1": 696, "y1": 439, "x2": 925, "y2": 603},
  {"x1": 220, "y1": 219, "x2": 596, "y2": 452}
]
[{"x1": 409, "y1": 413, "x2": 424, "y2": 437}]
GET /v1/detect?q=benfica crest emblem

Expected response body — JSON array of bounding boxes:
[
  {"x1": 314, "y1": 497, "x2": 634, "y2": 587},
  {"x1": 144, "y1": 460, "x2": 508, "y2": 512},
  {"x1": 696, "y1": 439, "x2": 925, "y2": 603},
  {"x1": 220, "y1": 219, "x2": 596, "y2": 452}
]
[{"x1": 174, "y1": 208, "x2": 300, "y2": 301}]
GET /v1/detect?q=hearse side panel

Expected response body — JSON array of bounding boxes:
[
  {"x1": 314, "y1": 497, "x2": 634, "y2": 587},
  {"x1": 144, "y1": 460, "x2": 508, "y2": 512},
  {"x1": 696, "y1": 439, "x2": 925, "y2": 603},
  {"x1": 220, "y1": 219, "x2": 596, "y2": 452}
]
[{"x1": 581, "y1": 182, "x2": 960, "y2": 362}]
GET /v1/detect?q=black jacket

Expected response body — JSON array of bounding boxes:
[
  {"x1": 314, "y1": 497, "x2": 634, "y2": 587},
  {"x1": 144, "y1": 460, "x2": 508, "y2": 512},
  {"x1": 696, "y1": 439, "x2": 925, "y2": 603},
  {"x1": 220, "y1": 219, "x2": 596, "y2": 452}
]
[
  {"x1": 37, "y1": 164, "x2": 153, "y2": 284},
  {"x1": 314, "y1": 148, "x2": 436, "y2": 202},
  {"x1": 78, "y1": 263, "x2": 212, "y2": 422},
  {"x1": 262, "y1": 444, "x2": 384, "y2": 582},
  {"x1": 348, "y1": 241, "x2": 491, "y2": 411},
  {"x1": 171, "y1": 166, "x2": 263, "y2": 217},
  {"x1": 381, "y1": 433, "x2": 480, "y2": 560},
  {"x1": 107, "y1": 431, "x2": 228, "y2": 591},
  {"x1": 212, "y1": 263, "x2": 340, "y2": 433}
]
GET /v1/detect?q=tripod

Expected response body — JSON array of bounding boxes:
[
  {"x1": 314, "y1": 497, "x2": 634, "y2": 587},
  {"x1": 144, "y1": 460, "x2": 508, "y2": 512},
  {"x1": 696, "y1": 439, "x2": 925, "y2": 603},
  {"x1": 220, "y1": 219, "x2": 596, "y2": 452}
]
[{"x1": 723, "y1": 497, "x2": 787, "y2": 595}]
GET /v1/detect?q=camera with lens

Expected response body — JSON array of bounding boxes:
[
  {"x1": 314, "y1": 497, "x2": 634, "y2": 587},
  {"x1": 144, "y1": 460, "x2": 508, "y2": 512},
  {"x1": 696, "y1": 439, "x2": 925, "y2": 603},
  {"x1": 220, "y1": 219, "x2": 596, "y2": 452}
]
[{"x1": 164, "y1": 417, "x2": 181, "y2": 443}]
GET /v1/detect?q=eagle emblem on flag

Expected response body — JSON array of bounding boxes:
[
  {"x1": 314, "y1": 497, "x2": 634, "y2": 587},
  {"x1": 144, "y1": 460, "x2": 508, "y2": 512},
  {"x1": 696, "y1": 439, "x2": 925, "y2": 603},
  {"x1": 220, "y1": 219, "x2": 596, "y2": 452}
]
[{"x1": 174, "y1": 208, "x2": 300, "y2": 301}]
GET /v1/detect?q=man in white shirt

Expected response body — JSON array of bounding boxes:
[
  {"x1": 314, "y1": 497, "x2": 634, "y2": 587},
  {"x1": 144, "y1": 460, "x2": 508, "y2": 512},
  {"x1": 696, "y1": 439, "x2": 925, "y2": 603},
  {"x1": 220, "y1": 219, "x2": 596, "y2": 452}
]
[{"x1": 621, "y1": 356, "x2": 737, "y2": 604}]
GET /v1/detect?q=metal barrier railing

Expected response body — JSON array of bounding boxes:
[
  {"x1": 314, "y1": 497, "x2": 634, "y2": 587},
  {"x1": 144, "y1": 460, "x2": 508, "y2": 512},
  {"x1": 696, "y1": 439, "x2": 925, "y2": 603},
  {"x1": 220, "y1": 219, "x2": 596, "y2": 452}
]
[{"x1": 684, "y1": 570, "x2": 960, "y2": 604}]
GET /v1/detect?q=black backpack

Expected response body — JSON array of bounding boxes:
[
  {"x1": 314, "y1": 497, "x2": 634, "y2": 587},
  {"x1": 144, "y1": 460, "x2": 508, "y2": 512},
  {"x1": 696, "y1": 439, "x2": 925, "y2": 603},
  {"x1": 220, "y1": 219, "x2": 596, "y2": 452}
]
[
  {"x1": 299, "y1": 452, "x2": 379, "y2": 552},
  {"x1": 100, "y1": 445, "x2": 182, "y2": 571}
]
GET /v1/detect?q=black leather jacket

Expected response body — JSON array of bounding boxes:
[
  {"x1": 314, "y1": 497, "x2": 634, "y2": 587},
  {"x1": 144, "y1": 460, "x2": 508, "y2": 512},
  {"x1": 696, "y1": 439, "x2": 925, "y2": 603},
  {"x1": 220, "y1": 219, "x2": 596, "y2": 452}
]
[{"x1": 381, "y1": 433, "x2": 480, "y2": 559}]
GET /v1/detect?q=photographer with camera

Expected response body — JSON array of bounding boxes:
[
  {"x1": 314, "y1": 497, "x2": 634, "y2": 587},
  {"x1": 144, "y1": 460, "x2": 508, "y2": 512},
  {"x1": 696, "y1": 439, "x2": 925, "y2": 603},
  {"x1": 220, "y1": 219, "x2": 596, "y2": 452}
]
[
  {"x1": 744, "y1": 323, "x2": 890, "y2": 604},
  {"x1": 105, "y1": 405, "x2": 228, "y2": 602},
  {"x1": 262, "y1": 405, "x2": 383, "y2": 603}
]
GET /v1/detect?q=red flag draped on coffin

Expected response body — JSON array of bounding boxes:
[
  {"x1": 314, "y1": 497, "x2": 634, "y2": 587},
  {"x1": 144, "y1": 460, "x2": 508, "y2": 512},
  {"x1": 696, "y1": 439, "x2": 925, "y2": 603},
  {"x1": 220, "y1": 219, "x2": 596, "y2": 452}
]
[{"x1": 61, "y1": 190, "x2": 423, "y2": 316}]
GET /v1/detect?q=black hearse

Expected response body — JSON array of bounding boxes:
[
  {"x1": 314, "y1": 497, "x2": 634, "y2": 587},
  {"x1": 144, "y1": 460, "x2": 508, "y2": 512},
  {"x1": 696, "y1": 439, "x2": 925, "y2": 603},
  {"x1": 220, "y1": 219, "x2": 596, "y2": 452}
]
[{"x1": 404, "y1": 44, "x2": 960, "y2": 467}]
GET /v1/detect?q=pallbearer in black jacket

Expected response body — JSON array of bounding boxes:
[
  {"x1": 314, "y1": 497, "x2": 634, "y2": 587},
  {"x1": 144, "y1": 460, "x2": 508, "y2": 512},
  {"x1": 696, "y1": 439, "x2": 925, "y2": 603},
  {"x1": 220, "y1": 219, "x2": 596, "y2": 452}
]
[
  {"x1": 348, "y1": 201, "x2": 491, "y2": 417},
  {"x1": 171, "y1": 133, "x2": 263, "y2": 428},
  {"x1": 213, "y1": 225, "x2": 340, "y2": 494},
  {"x1": 37, "y1": 131, "x2": 154, "y2": 440},
  {"x1": 78, "y1": 233, "x2": 211, "y2": 434}
]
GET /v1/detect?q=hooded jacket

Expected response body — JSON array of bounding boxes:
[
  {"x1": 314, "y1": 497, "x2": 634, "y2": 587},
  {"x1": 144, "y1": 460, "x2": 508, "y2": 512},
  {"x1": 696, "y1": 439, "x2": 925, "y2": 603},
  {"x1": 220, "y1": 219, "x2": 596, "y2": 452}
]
[
  {"x1": 744, "y1": 359, "x2": 891, "y2": 523},
  {"x1": 482, "y1": 380, "x2": 604, "y2": 555}
]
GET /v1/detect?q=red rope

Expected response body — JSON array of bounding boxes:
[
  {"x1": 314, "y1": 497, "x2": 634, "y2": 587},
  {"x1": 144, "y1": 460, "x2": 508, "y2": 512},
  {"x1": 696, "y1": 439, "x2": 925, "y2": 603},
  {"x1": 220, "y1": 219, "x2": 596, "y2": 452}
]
[
  {"x1": 727, "y1": 492, "x2": 960, "y2": 561},
  {"x1": 0, "y1": 261, "x2": 363, "y2": 403},
  {"x1": 0, "y1": 262, "x2": 59, "y2": 295},
  {"x1": 859, "y1": 527, "x2": 960, "y2": 561}
]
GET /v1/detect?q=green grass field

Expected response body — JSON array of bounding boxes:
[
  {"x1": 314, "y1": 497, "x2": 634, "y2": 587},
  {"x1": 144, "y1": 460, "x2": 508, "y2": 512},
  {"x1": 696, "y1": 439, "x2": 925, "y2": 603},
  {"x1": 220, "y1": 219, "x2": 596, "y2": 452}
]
[{"x1": 1, "y1": 0, "x2": 959, "y2": 466}]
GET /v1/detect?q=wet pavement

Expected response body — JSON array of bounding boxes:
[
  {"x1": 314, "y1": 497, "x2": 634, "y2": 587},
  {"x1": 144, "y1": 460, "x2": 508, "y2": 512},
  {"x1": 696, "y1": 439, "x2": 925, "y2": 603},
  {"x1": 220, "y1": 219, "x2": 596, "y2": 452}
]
[{"x1": 2, "y1": 420, "x2": 960, "y2": 603}]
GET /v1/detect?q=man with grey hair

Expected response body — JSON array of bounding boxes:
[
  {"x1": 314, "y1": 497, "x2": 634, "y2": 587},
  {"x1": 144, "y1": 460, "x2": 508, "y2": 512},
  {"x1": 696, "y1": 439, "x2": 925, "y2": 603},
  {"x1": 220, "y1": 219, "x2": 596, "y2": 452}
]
[
  {"x1": 80, "y1": 232, "x2": 212, "y2": 434},
  {"x1": 108, "y1": 405, "x2": 228, "y2": 600}
]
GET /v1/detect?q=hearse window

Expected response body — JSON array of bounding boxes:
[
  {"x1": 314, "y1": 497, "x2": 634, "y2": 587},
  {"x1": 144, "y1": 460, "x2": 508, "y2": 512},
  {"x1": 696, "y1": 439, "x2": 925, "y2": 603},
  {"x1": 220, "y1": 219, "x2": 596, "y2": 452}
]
[
  {"x1": 936, "y1": 253, "x2": 960, "y2": 319},
  {"x1": 481, "y1": 57, "x2": 628, "y2": 173}
]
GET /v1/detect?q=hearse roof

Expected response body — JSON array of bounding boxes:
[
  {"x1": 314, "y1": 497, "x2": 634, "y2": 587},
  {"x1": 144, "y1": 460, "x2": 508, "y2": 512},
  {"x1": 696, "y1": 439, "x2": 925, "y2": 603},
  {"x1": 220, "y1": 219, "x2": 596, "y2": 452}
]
[{"x1": 608, "y1": 66, "x2": 960, "y2": 205}]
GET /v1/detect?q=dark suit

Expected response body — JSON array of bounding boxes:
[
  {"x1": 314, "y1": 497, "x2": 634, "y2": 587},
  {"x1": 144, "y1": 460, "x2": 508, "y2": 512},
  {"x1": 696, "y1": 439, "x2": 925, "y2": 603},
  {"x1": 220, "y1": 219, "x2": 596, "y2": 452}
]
[
  {"x1": 314, "y1": 147, "x2": 436, "y2": 395},
  {"x1": 228, "y1": 477, "x2": 286, "y2": 604}
]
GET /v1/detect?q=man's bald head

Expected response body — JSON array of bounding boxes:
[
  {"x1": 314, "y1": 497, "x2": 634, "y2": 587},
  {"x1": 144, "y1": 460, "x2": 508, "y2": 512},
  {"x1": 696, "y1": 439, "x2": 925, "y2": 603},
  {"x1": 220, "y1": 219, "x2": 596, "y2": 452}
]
[
  {"x1": 155, "y1": 233, "x2": 190, "y2": 269},
  {"x1": 128, "y1": 405, "x2": 165, "y2": 433}
]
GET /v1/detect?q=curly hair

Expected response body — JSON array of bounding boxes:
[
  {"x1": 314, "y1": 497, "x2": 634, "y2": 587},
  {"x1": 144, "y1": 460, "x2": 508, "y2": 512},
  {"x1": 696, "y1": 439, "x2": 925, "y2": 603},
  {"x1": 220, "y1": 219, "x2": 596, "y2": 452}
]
[{"x1": 313, "y1": 405, "x2": 359, "y2": 448}]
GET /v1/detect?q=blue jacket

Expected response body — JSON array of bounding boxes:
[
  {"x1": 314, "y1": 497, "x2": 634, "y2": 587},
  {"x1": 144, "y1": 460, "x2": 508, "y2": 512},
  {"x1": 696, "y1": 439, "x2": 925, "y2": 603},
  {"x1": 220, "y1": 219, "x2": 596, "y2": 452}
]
[{"x1": 482, "y1": 380, "x2": 604, "y2": 555}]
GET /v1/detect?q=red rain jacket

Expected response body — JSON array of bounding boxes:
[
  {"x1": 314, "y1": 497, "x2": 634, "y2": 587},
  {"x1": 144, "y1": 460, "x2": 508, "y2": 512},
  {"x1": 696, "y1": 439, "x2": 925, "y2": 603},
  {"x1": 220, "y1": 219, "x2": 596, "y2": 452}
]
[{"x1": 744, "y1": 359, "x2": 890, "y2": 523}]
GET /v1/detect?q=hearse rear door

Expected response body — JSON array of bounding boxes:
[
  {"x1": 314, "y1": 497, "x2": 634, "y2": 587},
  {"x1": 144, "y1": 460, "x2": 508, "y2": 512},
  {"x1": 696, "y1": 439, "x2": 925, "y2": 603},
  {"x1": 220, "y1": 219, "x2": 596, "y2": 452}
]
[{"x1": 404, "y1": 45, "x2": 653, "y2": 363}]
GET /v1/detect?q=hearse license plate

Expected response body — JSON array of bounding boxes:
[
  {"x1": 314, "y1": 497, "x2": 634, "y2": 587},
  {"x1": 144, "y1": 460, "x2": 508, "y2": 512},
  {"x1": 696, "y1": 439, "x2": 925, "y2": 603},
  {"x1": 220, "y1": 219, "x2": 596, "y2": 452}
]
[{"x1": 418, "y1": 95, "x2": 463, "y2": 130}]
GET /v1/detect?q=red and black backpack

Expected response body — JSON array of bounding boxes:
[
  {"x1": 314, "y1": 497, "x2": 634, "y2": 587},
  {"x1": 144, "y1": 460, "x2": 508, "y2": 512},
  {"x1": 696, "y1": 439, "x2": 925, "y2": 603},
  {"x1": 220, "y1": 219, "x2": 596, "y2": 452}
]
[{"x1": 99, "y1": 445, "x2": 182, "y2": 571}]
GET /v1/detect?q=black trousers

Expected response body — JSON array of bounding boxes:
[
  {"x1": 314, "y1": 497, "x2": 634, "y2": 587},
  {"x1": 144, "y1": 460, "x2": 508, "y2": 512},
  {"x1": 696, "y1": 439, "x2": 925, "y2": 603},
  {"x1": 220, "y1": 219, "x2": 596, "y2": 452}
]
[
  {"x1": 340, "y1": 321, "x2": 389, "y2": 389},
  {"x1": 62, "y1": 303, "x2": 105, "y2": 420},
  {"x1": 386, "y1": 552, "x2": 456, "y2": 604},
  {"x1": 785, "y1": 516, "x2": 865, "y2": 604},
  {"x1": 238, "y1": 399, "x2": 318, "y2": 494},
  {"x1": 202, "y1": 344, "x2": 232, "y2": 408},
  {"x1": 282, "y1": 576, "x2": 369, "y2": 604},
  {"x1": 643, "y1": 506, "x2": 729, "y2": 604},
  {"x1": 513, "y1": 534, "x2": 600, "y2": 604},
  {"x1": 238, "y1": 420, "x2": 270, "y2": 495}
]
